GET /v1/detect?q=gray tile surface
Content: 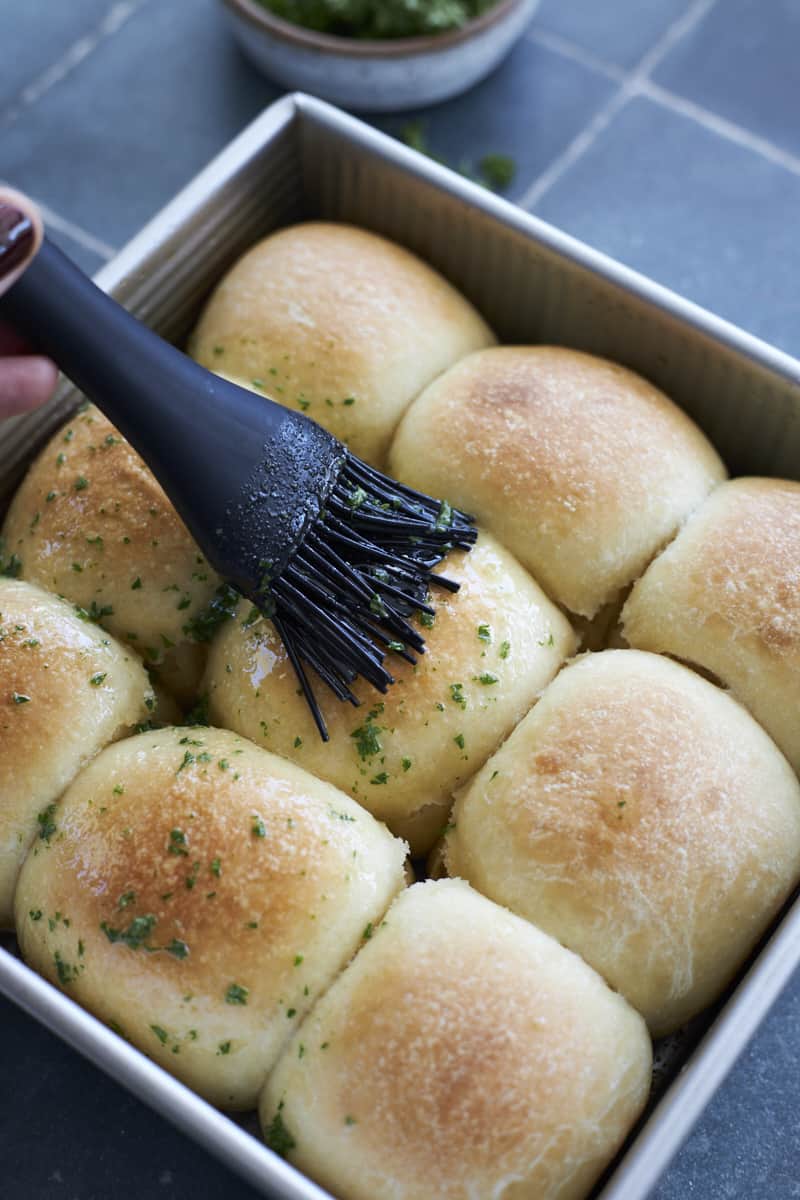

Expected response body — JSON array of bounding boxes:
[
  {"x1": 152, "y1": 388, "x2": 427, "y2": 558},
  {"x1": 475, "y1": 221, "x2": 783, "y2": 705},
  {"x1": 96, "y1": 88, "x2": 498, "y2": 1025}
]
[
  {"x1": 2, "y1": 0, "x2": 278, "y2": 251},
  {"x1": 0, "y1": 0, "x2": 112, "y2": 110},
  {"x1": 536, "y1": 0, "x2": 693, "y2": 67},
  {"x1": 652, "y1": 972, "x2": 800, "y2": 1199},
  {"x1": 533, "y1": 94, "x2": 800, "y2": 356},
  {"x1": 376, "y1": 36, "x2": 617, "y2": 201},
  {"x1": 654, "y1": 0, "x2": 800, "y2": 157}
]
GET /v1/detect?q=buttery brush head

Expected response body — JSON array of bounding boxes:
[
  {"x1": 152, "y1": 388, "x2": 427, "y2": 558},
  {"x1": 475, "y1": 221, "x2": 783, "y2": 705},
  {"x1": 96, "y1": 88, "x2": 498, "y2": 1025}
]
[{"x1": 256, "y1": 452, "x2": 477, "y2": 740}]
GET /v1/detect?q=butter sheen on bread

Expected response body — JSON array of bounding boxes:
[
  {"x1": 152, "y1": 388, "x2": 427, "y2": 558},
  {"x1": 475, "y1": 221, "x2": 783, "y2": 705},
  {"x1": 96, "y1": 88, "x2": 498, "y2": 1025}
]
[
  {"x1": 1, "y1": 404, "x2": 222, "y2": 702},
  {"x1": 204, "y1": 532, "x2": 576, "y2": 854},
  {"x1": 15, "y1": 726, "x2": 407, "y2": 1109},
  {"x1": 0, "y1": 578, "x2": 151, "y2": 927}
]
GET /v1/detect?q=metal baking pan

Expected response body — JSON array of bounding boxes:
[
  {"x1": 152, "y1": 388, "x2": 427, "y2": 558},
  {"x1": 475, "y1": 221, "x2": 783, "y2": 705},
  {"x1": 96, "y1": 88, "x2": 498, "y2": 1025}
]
[{"x1": 2, "y1": 92, "x2": 800, "y2": 1200}]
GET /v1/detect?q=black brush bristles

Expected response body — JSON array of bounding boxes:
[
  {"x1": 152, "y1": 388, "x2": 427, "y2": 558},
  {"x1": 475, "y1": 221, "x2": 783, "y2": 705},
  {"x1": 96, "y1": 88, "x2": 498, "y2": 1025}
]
[{"x1": 258, "y1": 453, "x2": 477, "y2": 741}]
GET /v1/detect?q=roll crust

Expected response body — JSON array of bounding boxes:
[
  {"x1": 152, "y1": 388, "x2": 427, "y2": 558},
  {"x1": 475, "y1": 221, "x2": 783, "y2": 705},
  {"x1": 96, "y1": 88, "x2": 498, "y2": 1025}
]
[
  {"x1": 389, "y1": 346, "x2": 726, "y2": 618},
  {"x1": 0, "y1": 578, "x2": 151, "y2": 926},
  {"x1": 189, "y1": 222, "x2": 495, "y2": 467},
  {"x1": 14, "y1": 726, "x2": 407, "y2": 1109},
  {"x1": 260, "y1": 879, "x2": 651, "y2": 1200},
  {"x1": 446, "y1": 650, "x2": 800, "y2": 1034},
  {"x1": 1, "y1": 404, "x2": 222, "y2": 701},
  {"x1": 622, "y1": 477, "x2": 800, "y2": 772},
  {"x1": 205, "y1": 533, "x2": 577, "y2": 854}
]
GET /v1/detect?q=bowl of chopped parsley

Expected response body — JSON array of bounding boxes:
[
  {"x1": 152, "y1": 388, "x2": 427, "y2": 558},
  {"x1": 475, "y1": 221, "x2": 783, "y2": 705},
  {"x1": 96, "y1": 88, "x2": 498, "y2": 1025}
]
[{"x1": 220, "y1": 0, "x2": 540, "y2": 111}]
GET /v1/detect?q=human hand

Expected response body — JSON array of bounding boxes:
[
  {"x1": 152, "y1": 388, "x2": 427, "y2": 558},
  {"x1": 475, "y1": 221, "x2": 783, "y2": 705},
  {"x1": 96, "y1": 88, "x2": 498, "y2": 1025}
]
[{"x1": 0, "y1": 189, "x2": 59, "y2": 418}]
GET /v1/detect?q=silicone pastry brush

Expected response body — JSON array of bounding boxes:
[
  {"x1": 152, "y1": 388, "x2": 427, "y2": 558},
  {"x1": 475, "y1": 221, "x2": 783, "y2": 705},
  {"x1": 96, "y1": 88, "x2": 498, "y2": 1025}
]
[{"x1": 0, "y1": 224, "x2": 477, "y2": 739}]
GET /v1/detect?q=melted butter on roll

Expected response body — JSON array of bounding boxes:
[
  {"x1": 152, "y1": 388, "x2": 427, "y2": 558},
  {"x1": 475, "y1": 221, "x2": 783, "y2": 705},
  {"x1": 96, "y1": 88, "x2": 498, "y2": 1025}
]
[
  {"x1": 205, "y1": 533, "x2": 576, "y2": 855},
  {"x1": 189, "y1": 222, "x2": 495, "y2": 467},
  {"x1": 389, "y1": 346, "x2": 726, "y2": 621},
  {"x1": 446, "y1": 650, "x2": 800, "y2": 1035},
  {"x1": 622, "y1": 477, "x2": 800, "y2": 773},
  {"x1": 14, "y1": 726, "x2": 407, "y2": 1109},
  {"x1": 1, "y1": 405, "x2": 223, "y2": 702},
  {"x1": 0, "y1": 578, "x2": 151, "y2": 927},
  {"x1": 260, "y1": 879, "x2": 651, "y2": 1200}
]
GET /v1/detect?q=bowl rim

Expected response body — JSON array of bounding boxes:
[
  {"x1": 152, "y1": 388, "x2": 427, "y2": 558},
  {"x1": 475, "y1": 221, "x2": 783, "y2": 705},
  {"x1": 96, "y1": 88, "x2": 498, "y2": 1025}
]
[{"x1": 221, "y1": 0, "x2": 526, "y2": 58}]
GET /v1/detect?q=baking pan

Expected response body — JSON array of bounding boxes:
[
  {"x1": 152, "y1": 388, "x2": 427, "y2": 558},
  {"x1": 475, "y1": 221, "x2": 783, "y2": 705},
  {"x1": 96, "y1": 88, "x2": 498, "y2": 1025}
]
[{"x1": 2, "y1": 92, "x2": 800, "y2": 1200}]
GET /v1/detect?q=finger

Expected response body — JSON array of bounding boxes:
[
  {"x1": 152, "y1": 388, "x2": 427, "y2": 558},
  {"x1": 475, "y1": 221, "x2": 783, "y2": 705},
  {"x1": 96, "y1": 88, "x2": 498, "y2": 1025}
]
[
  {"x1": 0, "y1": 188, "x2": 43, "y2": 298},
  {"x1": 0, "y1": 356, "x2": 59, "y2": 417}
]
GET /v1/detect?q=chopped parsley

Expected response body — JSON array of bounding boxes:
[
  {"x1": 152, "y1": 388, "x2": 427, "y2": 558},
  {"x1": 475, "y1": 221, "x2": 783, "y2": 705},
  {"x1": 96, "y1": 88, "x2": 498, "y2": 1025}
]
[
  {"x1": 499, "y1": 640, "x2": 511, "y2": 659},
  {"x1": 477, "y1": 672, "x2": 498, "y2": 685},
  {"x1": 101, "y1": 913, "x2": 157, "y2": 950},
  {"x1": 454, "y1": 733, "x2": 465, "y2": 750},
  {"x1": 449, "y1": 682, "x2": 466, "y2": 709},
  {"x1": 12, "y1": 692, "x2": 31, "y2": 705},
  {"x1": 265, "y1": 1102, "x2": 296, "y2": 1158},
  {"x1": 477, "y1": 623, "x2": 492, "y2": 643},
  {"x1": 351, "y1": 710, "x2": 383, "y2": 760},
  {"x1": 150, "y1": 1024, "x2": 169, "y2": 1045},
  {"x1": 183, "y1": 583, "x2": 239, "y2": 643},
  {"x1": 168, "y1": 828, "x2": 189, "y2": 856},
  {"x1": 252, "y1": 817, "x2": 267, "y2": 838},
  {"x1": 37, "y1": 803, "x2": 57, "y2": 842},
  {"x1": 89, "y1": 672, "x2": 107, "y2": 687},
  {"x1": 434, "y1": 499, "x2": 453, "y2": 531},
  {"x1": 225, "y1": 982, "x2": 249, "y2": 1005}
]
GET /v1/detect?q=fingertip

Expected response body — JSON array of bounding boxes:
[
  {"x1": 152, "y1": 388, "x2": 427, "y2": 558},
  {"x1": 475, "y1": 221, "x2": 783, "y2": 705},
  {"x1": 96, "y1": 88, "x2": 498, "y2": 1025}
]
[{"x1": 0, "y1": 355, "x2": 59, "y2": 418}]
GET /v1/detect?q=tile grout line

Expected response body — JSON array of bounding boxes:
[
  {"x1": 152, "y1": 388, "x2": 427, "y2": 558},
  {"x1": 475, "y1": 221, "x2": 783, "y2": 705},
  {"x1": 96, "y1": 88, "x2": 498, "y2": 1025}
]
[
  {"x1": 527, "y1": 20, "x2": 800, "y2": 188},
  {"x1": 525, "y1": 28, "x2": 626, "y2": 84},
  {"x1": 641, "y1": 79, "x2": 800, "y2": 179},
  {"x1": 33, "y1": 200, "x2": 117, "y2": 260},
  {"x1": 518, "y1": 0, "x2": 720, "y2": 211},
  {"x1": 0, "y1": 0, "x2": 150, "y2": 130},
  {"x1": 0, "y1": 1, "x2": 148, "y2": 260}
]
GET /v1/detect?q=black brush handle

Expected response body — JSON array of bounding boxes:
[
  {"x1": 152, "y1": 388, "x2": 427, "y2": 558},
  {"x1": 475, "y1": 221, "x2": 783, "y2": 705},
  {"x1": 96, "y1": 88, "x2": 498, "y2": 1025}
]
[{"x1": 0, "y1": 237, "x2": 342, "y2": 592}]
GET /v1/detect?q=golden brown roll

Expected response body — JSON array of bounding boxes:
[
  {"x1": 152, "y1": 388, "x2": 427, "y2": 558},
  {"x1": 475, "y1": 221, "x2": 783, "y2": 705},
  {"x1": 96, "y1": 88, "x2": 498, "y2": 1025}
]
[
  {"x1": 260, "y1": 879, "x2": 651, "y2": 1200},
  {"x1": 389, "y1": 346, "x2": 726, "y2": 619},
  {"x1": 188, "y1": 222, "x2": 495, "y2": 467},
  {"x1": 14, "y1": 726, "x2": 406, "y2": 1110},
  {"x1": 205, "y1": 532, "x2": 576, "y2": 854},
  {"x1": 446, "y1": 650, "x2": 800, "y2": 1035},
  {"x1": 1, "y1": 404, "x2": 223, "y2": 701},
  {"x1": 0, "y1": 578, "x2": 151, "y2": 927},
  {"x1": 622, "y1": 478, "x2": 800, "y2": 773}
]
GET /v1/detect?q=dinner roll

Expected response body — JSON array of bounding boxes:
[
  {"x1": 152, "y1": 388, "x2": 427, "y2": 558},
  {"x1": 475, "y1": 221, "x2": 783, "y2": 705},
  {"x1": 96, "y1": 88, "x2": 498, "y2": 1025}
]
[
  {"x1": 1, "y1": 404, "x2": 224, "y2": 702},
  {"x1": 260, "y1": 879, "x2": 651, "y2": 1200},
  {"x1": 15, "y1": 726, "x2": 406, "y2": 1110},
  {"x1": 0, "y1": 578, "x2": 151, "y2": 927},
  {"x1": 446, "y1": 650, "x2": 800, "y2": 1035},
  {"x1": 205, "y1": 533, "x2": 576, "y2": 854},
  {"x1": 622, "y1": 478, "x2": 800, "y2": 773},
  {"x1": 188, "y1": 222, "x2": 495, "y2": 467},
  {"x1": 389, "y1": 347, "x2": 726, "y2": 619}
]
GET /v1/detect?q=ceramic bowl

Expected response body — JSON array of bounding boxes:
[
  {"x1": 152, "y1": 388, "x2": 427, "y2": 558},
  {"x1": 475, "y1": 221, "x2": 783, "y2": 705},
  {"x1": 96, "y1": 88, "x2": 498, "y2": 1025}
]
[{"x1": 220, "y1": 0, "x2": 540, "y2": 112}]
